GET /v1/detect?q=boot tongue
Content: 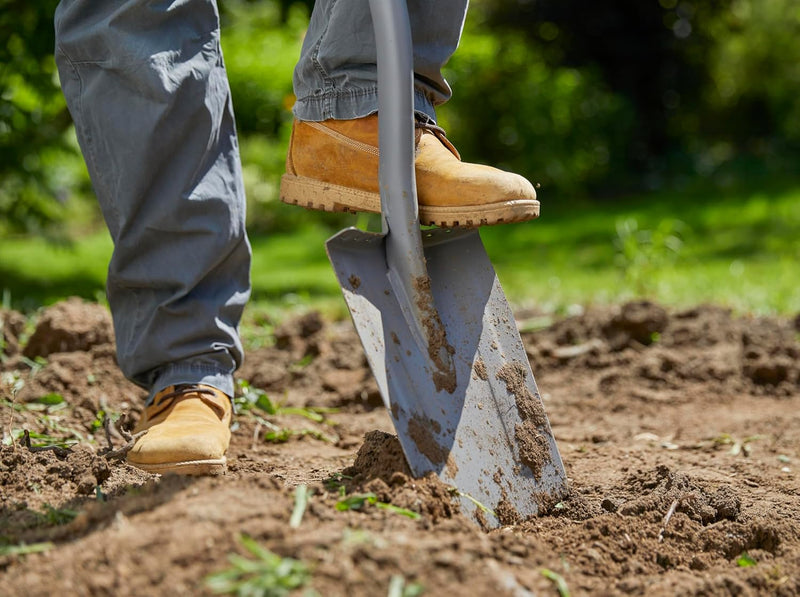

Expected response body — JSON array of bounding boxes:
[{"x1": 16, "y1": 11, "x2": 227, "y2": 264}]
[{"x1": 415, "y1": 122, "x2": 461, "y2": 161}]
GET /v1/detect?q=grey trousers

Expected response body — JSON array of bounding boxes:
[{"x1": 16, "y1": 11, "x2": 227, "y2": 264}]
[{"x1": 54, "y1": 0, "x2": 467, "y2": 400}]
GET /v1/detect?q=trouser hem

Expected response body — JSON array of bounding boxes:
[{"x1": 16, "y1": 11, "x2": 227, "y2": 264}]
[{"x1": 293, "y1": 87, "x2": 437, "y2": 123}]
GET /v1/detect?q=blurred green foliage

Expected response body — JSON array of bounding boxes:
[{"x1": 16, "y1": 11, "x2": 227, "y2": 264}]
[
  {"x1": 439, "y1": 28, "x2": 635, "y2": 195},
  {"x1": 0, "y1": 0, "x2": 88, "y2": 234},
  {"x1": 1, "y1": 0, "x2": 799, "y2": 236},
  {"x1": 221, "y1": 0, "x2": 357, "y2": 233},
  {"x1": 478, "y1": 0, "x2": 800, "y2": 187}
]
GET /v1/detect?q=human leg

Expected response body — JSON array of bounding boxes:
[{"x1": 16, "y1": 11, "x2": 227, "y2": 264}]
[
  {"x1": 292, "y1": 0, "x2": 468, "y2": 122},
  {"x1": 282, "y1": 0, "x2": 539, "y2": 228},
  {"x1": 55, "y1": 0, "x2": 250, "y2": 473}
]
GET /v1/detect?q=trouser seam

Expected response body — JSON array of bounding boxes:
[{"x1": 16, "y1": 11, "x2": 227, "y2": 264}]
[
  {"x1": 310, "y1": 0, "x2": 337, "y2": 119},
  {"x1": 55, "y1": 46, "x2": 119, "y2": 230}
]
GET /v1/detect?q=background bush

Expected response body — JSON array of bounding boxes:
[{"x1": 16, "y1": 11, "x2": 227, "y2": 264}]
[{"x1": 1, "y1": 0, "x2": 798, "y2": 236}]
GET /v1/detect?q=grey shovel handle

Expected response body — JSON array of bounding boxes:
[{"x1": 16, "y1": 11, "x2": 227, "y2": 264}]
[{"x1": 369, "y1": 0, "x2": 428, "y2": 283}]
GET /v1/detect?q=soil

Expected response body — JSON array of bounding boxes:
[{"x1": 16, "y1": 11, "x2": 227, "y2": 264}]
[{"x1": 1, "y1": 298, "x2": 799, "y2": 596}]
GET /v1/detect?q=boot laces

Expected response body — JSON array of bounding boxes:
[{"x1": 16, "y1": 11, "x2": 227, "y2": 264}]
[
  {"x1": 415, "y1": 120, "x2": 449, "y2": 139},
  {"x1": 414, "y1": 119, "x2": 461, "y2": 160},
  {"x1": 148, "y1": 384, "x2": 223, "y2": 420}
]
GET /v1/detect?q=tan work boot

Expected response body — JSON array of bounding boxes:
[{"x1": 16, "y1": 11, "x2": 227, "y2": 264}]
[
  {"x1": 280, "y1": 115, "x2": 539, "y2": 228},
  {"x1": 126, "y1": 384, "x2": 232, "y2": 475}
]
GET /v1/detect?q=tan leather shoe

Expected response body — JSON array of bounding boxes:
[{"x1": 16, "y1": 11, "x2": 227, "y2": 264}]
[
  {"x1": 280, "y1": 115, "x2": 539, "y2": 228},
  {"x1": 126, "y1": 384, "x2": 232, "y2": 475}
]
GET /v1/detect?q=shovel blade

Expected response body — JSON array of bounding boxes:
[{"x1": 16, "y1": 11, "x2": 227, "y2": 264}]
[{"x1": 327, "y1": 226, "x2": 567, "y2": 527}]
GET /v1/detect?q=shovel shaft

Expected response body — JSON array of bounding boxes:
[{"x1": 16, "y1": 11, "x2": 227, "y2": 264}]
[
  {"x1": 368, "y1": 0, "x2": 418, "y2": 240},
  {"x1": 369, "y1": 0, "x2": 455, "y2": 382}
]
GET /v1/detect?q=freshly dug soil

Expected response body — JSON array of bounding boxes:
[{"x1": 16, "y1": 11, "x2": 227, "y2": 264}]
[{"x1": 1, "y1": 298, "x2": 798, "y2": 596}]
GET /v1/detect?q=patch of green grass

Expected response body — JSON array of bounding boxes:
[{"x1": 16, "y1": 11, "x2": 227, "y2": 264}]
[
  {"x1": 0, "y1": 231, "x2": 112, "y2": 311},
  {"x1": 480, "y1": 183, "x2": 800, "y2": 315},
  {"x1": 2, "y1": 183, "x2": 799, "y2": 316}
]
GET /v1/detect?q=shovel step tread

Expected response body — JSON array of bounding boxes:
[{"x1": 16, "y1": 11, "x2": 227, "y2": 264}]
[{"x1": 281, "y1": 174, "x2": 540, "y2": 229}]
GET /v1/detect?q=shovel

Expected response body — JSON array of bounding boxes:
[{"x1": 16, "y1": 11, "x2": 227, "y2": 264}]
[{"x1": 326, "y1": 0, "x2": 568, "y2": 527}]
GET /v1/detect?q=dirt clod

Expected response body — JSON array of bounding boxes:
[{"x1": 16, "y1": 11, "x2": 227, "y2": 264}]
[{"x1": 23, "y1": 297, "x2": 114, "y2": 358}]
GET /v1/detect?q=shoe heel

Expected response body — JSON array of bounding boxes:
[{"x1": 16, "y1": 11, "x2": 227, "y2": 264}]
[{"x1": 280, "y1": 174, "x2": 381, "y2": 214}]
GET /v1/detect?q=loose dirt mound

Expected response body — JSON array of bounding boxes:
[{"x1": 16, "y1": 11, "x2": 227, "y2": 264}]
[{"x1": 1, "y1": 298, "x2": 798, "y2": 596}]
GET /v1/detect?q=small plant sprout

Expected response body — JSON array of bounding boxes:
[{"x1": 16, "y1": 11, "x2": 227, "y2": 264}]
[
  {"x1": 711, "y1": 433, "x2": 762, "y2": 456},
  {"x1": 736, "y1": 552, "x2": 757, "y2": 567},
  {"x1": 447, "y1": 487, "x2": 498, "y2": 522},
  {"x1": 335, "y1": 493, "x2": 420, "y2": 520},
  {"x1": 20, "y1": 355, "x2": 48, "y2": 377},
  {"x1": 387, "y1": 575, "x2": 425, "y2": 597},
  {"x1": 323, "y1": 472, "x2": 352, "y2": 493},
  {"x1": 289, "y1": 485, "x2": 311, "y2": 529},
  {"x1": 540, "y1": 568, "x2": 570, "y2": 597},
  {"x1": 205, "y1": 534, "x2": 310, "y2": 597},
  {"x1": 2, "y1": 371, "x2": 25, "y2": 397},
  {"x1": 289, "y1": 354, "x2": 315, "y2": 372}
]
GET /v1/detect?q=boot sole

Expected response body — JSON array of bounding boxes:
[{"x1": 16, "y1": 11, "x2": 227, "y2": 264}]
[
  {"x1": 127, "y1": 456, "x2": 227, "y2": 476},
  {"x1": 280, "y1": 174, "x2": 540, "y2": 228}
]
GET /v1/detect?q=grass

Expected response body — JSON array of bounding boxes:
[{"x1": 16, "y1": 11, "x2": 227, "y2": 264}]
[
  {"x1": 335, "y1": 492, "x2": 421, "y2": 520},
  {"x1": 1, "y1": 182, "x2": 799, "y2": 318},
  {"x1": 205, "y1": 534, "x2": 310, "y2": 597},
  {"x1": 234, "y1": 380, "x2": 339, "y2": 444}
]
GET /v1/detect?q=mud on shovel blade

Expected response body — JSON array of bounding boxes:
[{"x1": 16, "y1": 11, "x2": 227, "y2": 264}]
[{"x1": 325, "y1": 0, "x2": 568, "y2": 527}]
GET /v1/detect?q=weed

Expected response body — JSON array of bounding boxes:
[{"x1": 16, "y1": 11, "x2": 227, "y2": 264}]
[
  {"x1": 205, "y1": 534, "x2": 310, "y2": 597},
  {"x1": 1, "y1": 371, "x2": 25, "y2": 445},
  {"x1": 336, "y1": 493, "x2": 420, "y2": 520},
  {"x1": 235, "y1": 380, "x2": 338, "y2": 444},
  {"x1": 236, "y1": 380, "x2": 337, "y2": 422}
]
